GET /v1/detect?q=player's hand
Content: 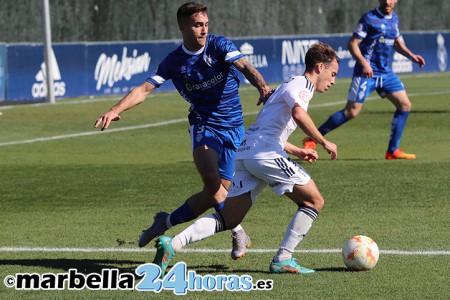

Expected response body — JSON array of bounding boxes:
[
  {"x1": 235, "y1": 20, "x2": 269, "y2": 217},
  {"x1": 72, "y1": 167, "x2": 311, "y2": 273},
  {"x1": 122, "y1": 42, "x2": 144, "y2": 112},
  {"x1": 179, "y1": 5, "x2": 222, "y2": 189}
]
[
  {"x1": 362, "y1": 63, "x2": 373, "y2": 78},
  {"x1": 321, "y1": 140, "x2": 337, "y2": 160},
  {"x1": 257, "y1": 86, "x2": 275, "y2": 106},
  {"x1": 413, "y1": 55, "x2": 426, "y2": 68},
  {"x1": 296, "y1": 149, "x2": 319, "y2": 164},
  {"x1": 94, "y1": 110, "x2": 121, "y2": 131}
]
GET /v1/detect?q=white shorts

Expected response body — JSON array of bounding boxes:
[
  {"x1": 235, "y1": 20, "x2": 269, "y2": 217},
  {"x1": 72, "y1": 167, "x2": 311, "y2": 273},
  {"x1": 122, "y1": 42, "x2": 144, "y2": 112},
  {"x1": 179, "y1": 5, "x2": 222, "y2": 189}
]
[{"x1": 228, "y1": 157, "x2": 312, "y2": 202}]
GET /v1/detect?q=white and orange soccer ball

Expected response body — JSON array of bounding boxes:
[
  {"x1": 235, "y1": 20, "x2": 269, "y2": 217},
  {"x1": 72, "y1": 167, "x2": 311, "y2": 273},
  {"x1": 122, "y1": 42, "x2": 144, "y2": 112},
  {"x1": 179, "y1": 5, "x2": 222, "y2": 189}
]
[{"x1": 342, "y1": 235, "x2": 379, "y2": 271}]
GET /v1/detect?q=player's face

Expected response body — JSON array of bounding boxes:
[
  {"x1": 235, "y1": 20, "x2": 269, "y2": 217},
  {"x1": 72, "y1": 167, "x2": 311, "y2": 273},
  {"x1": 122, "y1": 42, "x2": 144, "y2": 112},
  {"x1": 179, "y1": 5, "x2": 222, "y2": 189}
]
[
  {"x1": 378, "y1": 0, "x2": 397, "y2": 16},
  {"x1": 179, "y1": 12, "x2": 209, "y2": 51},
  {"x1": 315, "y1": 60, "x2": 339, "y2": 93}
]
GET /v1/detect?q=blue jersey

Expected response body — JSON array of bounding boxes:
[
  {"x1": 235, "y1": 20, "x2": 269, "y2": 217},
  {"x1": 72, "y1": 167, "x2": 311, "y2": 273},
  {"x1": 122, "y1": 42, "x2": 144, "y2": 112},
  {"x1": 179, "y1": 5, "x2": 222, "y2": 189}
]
[
  {"x1": 147, "y1": 34, "x2": 244, "y2": 128},
  {"x1": 353, "y1": 8, "x2": 401, "y2": 76}
]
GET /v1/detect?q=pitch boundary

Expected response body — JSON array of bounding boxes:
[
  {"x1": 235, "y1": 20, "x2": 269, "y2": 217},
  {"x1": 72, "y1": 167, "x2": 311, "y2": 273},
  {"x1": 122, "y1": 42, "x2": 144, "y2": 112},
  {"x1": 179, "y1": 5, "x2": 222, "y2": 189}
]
[{"x1": 0, "y1": 247, "x2": 448, "y2": 256}]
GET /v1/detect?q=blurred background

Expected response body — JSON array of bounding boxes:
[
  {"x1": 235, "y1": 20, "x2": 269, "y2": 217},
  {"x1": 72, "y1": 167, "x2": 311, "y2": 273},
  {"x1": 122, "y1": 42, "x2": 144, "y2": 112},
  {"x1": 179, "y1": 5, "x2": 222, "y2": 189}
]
[
  {"x1": 1, "y1": 0, "x2": 449, "y2": 103},
  {"x1": 2, "y1": 0, "x2": 449, "y2": 43}
]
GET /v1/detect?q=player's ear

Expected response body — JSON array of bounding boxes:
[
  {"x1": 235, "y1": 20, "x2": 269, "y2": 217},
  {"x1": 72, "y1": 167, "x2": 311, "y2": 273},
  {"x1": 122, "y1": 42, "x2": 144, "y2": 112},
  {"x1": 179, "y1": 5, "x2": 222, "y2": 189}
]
[{"x1": 315, "y1": 62, "x2": 324, "y2": 74}]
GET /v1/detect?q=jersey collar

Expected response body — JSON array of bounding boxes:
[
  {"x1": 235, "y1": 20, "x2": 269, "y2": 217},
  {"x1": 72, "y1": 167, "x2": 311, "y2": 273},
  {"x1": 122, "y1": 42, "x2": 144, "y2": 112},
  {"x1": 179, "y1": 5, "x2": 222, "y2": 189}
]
[
  {"x1": 375, "y1": 7, "x2": 393, "y2": 19},
  {"x1": 182, "y1": 44, "x2": 205, "y2": 55}
]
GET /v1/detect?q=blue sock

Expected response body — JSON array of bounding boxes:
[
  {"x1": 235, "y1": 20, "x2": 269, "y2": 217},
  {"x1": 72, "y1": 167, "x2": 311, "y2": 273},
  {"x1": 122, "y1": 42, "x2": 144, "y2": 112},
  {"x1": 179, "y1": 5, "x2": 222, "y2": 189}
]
[
  {"x1": 214, "y1": 201, "x2": 225, "y2": 212},
  {"x1": 387, "y1": 110, "x2": 410, "y2": 153},
  {"x1": 318, "y1": 110, "x2": 349, "y2": 135},
  {"x1": 169, "y1": 201, "x2": 198, "y2": 227}
]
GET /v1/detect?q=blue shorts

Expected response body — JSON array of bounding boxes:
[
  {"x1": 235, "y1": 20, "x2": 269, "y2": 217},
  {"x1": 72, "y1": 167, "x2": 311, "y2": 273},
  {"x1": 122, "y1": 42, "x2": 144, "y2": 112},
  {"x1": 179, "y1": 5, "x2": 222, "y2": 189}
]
[
  {"x1": 189, "y1": 124, "x2": 245, "y2": 181},
  {"x1": 348, "y1": 72, "x2": 405, "y2": 103}
]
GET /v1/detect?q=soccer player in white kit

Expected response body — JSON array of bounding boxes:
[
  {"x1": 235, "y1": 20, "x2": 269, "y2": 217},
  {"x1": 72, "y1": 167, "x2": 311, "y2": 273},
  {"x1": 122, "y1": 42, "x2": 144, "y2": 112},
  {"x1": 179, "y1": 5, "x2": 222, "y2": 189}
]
[{"x1": 153, "y1": 42, "x2": 339, "y2": 276}]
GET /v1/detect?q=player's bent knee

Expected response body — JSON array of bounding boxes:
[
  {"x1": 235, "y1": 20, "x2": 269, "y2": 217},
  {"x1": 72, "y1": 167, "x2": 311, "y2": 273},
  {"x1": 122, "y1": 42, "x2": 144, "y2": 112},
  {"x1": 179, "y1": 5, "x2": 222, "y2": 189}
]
[
  {"x1": 346, "y1": 110, "x2": 360, "y2": 119},
  {"x1": 304, "y1": 195, "x2": 325, "y2": 212},
  {"x1": 315, "y1": 197, "x2": 325, "y2": 212}
]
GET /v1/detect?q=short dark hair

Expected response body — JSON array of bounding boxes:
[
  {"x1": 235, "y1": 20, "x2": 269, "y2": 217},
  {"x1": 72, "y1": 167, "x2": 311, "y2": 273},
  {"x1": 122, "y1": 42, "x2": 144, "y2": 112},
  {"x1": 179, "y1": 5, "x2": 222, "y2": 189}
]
[
  {"x1": 304, "y1": 42, "x2": 340, "y2": 72},
  {"x1": 177, "y1": 2, "x2": 208, "y2": 25}
]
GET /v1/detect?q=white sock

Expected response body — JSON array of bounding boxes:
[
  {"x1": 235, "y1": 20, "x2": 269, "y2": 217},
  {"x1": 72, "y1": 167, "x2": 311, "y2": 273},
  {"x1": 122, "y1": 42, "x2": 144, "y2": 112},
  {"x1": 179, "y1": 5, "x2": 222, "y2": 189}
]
[
  {"x1": 274, "y1": 206, "x2": 318, "y2": 262},
  {"x1": 171, "y1": 213, "x2": 225, "y2": 252},
  {"x1": 230, "y1": 224, "x2": 243, "y2": 234}
]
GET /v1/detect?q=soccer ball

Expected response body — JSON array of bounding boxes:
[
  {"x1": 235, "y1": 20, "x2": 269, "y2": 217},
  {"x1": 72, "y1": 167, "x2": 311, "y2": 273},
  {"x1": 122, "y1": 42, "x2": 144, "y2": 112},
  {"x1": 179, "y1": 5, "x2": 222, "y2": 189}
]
[{"x1": 342, "y1": 235, "x2": 379, "y2": 271}]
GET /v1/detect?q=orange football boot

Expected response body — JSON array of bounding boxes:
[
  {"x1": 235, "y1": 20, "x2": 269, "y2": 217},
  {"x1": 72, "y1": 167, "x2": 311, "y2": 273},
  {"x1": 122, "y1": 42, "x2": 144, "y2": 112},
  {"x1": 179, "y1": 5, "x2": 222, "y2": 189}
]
[
  {"x1": 303, "y1": 137, "x2": 317, "y2": 150},
  {"x1": 385, "y1": 149, "x2": 416, "y2": 160}
]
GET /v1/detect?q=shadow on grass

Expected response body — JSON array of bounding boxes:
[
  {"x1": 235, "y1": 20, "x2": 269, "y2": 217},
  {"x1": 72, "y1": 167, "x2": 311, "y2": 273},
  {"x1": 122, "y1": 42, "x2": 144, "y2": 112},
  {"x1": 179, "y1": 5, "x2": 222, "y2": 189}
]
[
  {"x1": 327, "y1": 158, "x2": 378, "y2": 161},
  {"x1": 314, "y1": 266, "x2": 354, "y2": 272},
  {"x1": 174, "y1": 265, "x2": 353, "y2": 274},
  {"x1": 364, "y1": 110, "x2": 449, "y2": 115},
  {"x1": 294, "y1": 158, "x2": 378, "y2": 162},
  {"x1": 0, "y1": 258, "x2": 141, "y2": 275},
  {"x1": 0, "y1": 259, "x2": 353, "y2": 276}
]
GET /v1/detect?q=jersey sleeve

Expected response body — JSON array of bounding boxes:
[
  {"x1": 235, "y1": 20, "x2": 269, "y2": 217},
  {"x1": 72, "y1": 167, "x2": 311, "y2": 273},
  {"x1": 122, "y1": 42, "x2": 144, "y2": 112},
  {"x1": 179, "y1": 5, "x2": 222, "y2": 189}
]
[
  {"x1": 353, "y1": 14, "x2": 370, "y2": 40},
  {"x1": 393, "y1": 14, "x2": 401, "y2": 38},
  {"x1": 146, "y1": 57, "x2": 171, "y2": 88},
  {"x1": 215, "y1": 35, "x2": 243, "y2": 64},
  {"x1": 283, "y1": 78, "x2": 313, "y2": 112}
]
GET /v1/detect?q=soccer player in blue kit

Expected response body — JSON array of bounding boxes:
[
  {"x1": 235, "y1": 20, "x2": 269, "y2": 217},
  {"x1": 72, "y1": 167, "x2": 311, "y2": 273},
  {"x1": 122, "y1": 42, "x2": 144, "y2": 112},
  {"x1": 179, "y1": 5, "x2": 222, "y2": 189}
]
[
  {"x1": 303, "y1": 0, "x2": 425, "y2": 159},
  {"x1": 94, "y1": 2, "x2": 272, "y2": 259}
]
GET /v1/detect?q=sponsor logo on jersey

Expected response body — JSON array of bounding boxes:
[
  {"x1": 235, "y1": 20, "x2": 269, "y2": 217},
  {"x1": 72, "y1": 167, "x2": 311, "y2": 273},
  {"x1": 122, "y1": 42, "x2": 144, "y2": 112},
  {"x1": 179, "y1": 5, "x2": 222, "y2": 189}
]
[
  {"x1": 378, "y1": 36, "x2": 395, "y2": 46},
  {"x1": 204, "y1": 54, "x2": 216, "y2": 66},
  {"x1": 299, "y1": 91, "x2": 309, "y2": 103},
  {"x1": 185, "y1": 72, "x2": 225, "y2": 91}
]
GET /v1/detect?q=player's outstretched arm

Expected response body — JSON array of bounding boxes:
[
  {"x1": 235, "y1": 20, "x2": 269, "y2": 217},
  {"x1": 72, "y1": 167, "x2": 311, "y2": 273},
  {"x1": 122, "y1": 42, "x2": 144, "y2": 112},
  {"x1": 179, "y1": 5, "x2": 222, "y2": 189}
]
[
  {"x1": 94, "y1": 82, "x2": 155, "y2": 131},
  {"x1": 232, "y1": 57, "x2": 273, "y2": 105},
  {"x1": 292, "y1": 104, "x2": 337, "y2": 160},
  {"x1": 394, "y1": 37, "x2": 426, "y2": 68}
]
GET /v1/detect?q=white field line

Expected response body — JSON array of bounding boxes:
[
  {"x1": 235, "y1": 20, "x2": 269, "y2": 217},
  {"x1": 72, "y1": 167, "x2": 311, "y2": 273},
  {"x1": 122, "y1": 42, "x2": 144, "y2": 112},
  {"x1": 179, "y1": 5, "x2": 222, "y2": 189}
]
[
  {"x1": 0, "y1": 99, "x2": 346, "y2": 147},
  {"x1": 0, "y1": 89, "x2": 449, "y2": 148},
  {"x1": 0, "y1": 119, "x2": 186, "y2": 147},
  {"x1": 0, "y1": 247, "x2": 448, "y2": 256}
]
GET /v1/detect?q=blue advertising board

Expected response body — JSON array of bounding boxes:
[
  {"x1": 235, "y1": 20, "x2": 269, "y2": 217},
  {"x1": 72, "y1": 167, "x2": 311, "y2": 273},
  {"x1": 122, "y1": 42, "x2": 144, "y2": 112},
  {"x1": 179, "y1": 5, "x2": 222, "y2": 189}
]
[
  {"x1": 0, "y1": 43, "x2": 5, "y2": 102},
  {"x1": 86, "y1": 40, "x2": 181, "y2": 96},
  {"x1": 232, "y1": 32, "x2": 450, "y2": 87},
  {"x1": 6, "y1": 43, "x2": 86, "y2": 102},
  {"x1": 2, "y1": 31, "x2": 449, "y2": 103}
]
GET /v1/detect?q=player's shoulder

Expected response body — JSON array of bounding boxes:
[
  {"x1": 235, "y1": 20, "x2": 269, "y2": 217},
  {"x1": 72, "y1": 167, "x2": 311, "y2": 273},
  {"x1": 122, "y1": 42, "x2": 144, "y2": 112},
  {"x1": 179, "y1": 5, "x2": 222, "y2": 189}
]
[
  {"x1": 164, "y1": 45, "x2": 184, "y2": 60},
  {"x1": 207, "y1": 34, "x2": 229, "y2": 44},
  {"x1": 361, "y1": 8, "x2": 382, "y2": 20},
  {"x1": 208, "y1": 34, "x2": 237, "y2": 50},
  {"x1": 391, "y1": 12, "x2": 400, "y2": 22},
  {"x1": 286, "y1": 76, "x2": 314, "y2": 91}
]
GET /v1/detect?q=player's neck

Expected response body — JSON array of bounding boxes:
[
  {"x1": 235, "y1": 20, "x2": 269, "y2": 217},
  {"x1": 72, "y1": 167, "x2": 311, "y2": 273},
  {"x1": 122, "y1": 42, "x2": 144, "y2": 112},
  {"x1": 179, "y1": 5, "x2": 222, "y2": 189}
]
[{"x1": 303, "y1": 72, "x2": 316, "y2": 86}]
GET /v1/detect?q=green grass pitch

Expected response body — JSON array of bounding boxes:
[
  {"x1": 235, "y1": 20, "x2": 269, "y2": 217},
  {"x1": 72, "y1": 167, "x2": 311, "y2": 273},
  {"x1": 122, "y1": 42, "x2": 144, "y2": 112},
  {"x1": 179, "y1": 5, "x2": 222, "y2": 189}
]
[{"x1": 0, "y1": 72, "x2": 449, "y2": 299}]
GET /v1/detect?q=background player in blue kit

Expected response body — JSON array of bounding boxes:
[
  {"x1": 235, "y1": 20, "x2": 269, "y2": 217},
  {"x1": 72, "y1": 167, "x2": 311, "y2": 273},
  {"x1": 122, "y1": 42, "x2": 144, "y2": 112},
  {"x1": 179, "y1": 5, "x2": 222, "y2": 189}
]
[
  {"x1": 94, "y1": 2, "x2": 272, "y2": 259},
  {"x1": 303, "y1": 0, "x2": 425, "y2": 160}
]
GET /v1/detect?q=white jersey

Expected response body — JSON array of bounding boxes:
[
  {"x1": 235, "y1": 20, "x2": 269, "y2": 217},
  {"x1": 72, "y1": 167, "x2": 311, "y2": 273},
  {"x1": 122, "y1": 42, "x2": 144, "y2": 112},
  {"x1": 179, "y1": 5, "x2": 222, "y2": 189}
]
[{"x1": 236, "y1": 76, "x2": 314, "y2": 160}]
